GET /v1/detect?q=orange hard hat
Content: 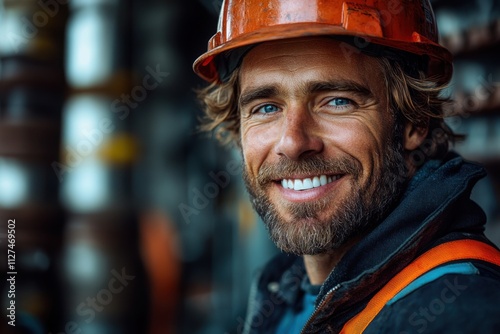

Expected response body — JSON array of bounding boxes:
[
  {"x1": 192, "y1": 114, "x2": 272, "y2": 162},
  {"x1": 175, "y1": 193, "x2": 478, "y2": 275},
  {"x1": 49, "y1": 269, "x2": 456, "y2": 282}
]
[{"x1": 193, "y1": 0, "x2": 453, "y2": 84}]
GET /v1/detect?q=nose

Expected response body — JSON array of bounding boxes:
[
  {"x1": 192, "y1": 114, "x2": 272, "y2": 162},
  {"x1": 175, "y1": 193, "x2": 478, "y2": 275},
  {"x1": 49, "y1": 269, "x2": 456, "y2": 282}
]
[{"x1": 275, "y1": 107, "x2": 324, "y2": 160}]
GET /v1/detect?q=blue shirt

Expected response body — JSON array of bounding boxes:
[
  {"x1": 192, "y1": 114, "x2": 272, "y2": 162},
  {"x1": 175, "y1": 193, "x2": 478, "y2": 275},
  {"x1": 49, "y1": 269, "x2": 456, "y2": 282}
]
[{"x1": 276, "y1": 278, "x2": 320, "y2": 334}]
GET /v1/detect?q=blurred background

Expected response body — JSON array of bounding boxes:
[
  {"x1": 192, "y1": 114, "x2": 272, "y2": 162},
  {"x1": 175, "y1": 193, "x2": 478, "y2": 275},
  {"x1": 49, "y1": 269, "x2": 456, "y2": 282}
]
[{"x1": 0, "y1": 0, "x2": 498, "y2": 333}]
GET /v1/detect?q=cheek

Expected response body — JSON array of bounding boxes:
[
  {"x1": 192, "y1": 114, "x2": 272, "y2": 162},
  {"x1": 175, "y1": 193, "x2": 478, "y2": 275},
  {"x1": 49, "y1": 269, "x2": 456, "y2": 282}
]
[
  {"x1": 323, "y1": 118, "x2": 390, "y2": 175},
  {"x1": 241, "y1": 122, "x2": 277, "y2": 176}
]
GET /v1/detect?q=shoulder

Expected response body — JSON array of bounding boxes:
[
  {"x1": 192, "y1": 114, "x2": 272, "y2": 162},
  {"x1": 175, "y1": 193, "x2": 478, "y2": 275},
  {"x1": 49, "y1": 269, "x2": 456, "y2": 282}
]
[{"x1": 367, "y1": 270, "x2": 500, "y2": 333}]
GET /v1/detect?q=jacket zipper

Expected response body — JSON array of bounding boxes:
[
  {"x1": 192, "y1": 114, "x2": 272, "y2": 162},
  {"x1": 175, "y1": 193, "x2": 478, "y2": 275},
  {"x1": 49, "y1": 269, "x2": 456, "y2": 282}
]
[{"x1": 300, "y1": 283, "x2": 341, "y2": 334}]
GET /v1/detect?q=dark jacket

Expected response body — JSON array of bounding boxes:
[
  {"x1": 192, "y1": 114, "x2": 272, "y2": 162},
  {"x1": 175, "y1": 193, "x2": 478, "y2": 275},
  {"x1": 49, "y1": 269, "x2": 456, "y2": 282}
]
[{"x1": 242, "y1": 154, "x2": 500, "y2": 334}]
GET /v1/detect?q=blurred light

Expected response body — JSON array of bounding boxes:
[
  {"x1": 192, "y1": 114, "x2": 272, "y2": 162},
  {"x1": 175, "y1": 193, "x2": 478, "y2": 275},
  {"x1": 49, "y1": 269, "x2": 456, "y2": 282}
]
[
  {"x1": 70, "y1": 0, "x2": 119, "y2": 9},
  {"x1": 436, "y1": 11, "x2": 461, "y2": 36},
  {"x1": 61, "y1": 95, "x2": 115, "y2": 212},
  {"x1": 79, "y1": 322, "x2": 122, "y2": 334},
  {"x1": 63, "y1": 95, "x2": 112, "y2": 149},
  {"x1": 64, "y1": 242, "x2": 106, "y2": 283},
  {"x1": 0, "y1": 8, "x2": 30, "y2": 55},
  {"x1": 61, "y1": 159, "x2": 110, "y2": 212},
  {"x1": 0, "y1": 159, "x2": 28, "y2": 208},
  {"x1": 451, "y1": 61, "x2": 486, "y2": 93},
  {"x1": 66, "y1": 4, "x2": 114, "y2": 87}
]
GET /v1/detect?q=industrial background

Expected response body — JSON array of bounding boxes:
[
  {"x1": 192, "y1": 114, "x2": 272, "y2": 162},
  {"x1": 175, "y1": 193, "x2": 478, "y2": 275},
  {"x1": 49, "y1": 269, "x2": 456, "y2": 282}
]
[{"x1": 0, "y1": 0, "x2": 498, "y2": 333}]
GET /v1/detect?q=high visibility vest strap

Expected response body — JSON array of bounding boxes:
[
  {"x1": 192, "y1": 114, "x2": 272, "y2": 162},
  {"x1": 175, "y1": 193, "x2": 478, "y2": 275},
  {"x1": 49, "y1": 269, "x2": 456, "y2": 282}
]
[{"x1": 340, "y1": 239, "x2": 500, "y2": 334}]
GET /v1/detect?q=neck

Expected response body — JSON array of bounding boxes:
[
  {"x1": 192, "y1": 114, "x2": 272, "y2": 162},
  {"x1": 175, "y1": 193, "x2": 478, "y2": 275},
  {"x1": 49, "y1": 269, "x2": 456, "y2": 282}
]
[{"x1": 303, "y1": 238, "x2": 359, "y2": 285}]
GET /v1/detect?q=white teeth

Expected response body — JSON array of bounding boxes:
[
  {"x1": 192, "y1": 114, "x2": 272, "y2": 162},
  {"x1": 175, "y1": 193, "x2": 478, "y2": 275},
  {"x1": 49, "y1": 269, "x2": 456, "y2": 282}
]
[
  {"x1": 303, "y1": 178, "x2": 313, "y2": 189},
  {"x1": 281, "y1": 174, "x2": 340, "y2": 190},
  {"x1": 294, "y1": 179, "x2": 304, "y2": 190},
  {"x1": 312, "y1": 177, "x2": 320, "y2": 187}
]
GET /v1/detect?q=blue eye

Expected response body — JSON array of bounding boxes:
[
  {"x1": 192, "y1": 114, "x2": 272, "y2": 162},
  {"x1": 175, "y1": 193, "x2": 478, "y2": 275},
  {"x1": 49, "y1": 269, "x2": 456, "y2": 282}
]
[
  {"x1": 328, "y1": 98, "x2": 352, "y2": 106},
  {"x1": 257, "y1": 104, "x2": 279, "y2": 114}
]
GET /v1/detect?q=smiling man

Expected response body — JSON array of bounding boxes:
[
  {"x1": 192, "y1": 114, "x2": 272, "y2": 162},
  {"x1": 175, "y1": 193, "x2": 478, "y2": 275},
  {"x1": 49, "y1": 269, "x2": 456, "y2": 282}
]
[
  {"x1": 238, "y1": 38, "x2": 406, "y2": 264},
  {"x1": 193, "y1": 1, "x2": 500, "y2": 333}
]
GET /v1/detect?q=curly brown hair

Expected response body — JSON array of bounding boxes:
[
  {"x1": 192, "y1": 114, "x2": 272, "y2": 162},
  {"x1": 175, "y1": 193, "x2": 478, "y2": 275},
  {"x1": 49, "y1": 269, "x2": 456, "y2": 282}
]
[{"x1": 197, "y1": 55, "x2": 457, "y2": 161}]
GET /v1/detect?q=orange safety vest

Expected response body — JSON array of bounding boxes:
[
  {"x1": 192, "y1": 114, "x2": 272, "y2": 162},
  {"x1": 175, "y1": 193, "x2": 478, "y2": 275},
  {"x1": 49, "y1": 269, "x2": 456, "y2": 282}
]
[{"x1": 341, "y1": 239, "x2": 500, "y2": 333}]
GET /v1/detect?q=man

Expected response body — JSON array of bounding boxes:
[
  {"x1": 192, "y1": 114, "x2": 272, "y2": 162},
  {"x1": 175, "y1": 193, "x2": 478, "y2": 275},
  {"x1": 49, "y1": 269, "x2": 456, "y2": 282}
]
[{"x1": 193, "y1": 1, "x2": 500, "y2": 333}]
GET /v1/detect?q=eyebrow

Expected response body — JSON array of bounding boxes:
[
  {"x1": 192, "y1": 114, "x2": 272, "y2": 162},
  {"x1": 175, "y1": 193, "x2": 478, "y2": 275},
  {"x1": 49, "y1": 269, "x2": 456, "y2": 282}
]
[
  {"x1": 305, "y1": 80, "x2": 373, "y2": 98},
  {"x1": 239, "y1": 79, "x2": 373, "y2": 108},
  {"x1": 239, "y1": 86, "x2": 280, "y2": 108}
]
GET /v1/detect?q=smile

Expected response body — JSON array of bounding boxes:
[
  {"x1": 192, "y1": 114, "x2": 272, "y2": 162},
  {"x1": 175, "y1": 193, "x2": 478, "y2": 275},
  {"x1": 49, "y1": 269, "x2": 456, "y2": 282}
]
[{"x1": 280, "y1": 175, "x2": 341, "y2": 191}]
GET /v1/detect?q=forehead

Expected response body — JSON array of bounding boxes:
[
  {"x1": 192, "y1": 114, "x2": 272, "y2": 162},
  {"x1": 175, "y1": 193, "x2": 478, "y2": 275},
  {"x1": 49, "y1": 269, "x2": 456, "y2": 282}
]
[{"x1": 239, "y1": 37, "x2": 385, "y2": 95}]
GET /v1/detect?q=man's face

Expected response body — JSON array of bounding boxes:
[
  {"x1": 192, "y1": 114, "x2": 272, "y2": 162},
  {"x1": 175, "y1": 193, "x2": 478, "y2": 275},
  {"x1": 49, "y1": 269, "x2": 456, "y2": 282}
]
[{"x1": 239, "y1": 37, "x2": 407, "y2": 255}]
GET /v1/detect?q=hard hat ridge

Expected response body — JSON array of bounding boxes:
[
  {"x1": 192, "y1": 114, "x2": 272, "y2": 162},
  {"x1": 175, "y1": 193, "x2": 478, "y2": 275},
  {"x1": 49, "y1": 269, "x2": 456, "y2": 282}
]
[{"x1": 193, "y1": 0, "x2": 453, "y2": 84}]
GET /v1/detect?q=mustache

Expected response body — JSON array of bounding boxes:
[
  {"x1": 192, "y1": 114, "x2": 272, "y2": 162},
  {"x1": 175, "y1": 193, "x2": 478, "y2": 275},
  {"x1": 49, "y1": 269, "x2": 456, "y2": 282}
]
[{"x1": 256, "y1": 155, "x2": 362, "y2": 185}]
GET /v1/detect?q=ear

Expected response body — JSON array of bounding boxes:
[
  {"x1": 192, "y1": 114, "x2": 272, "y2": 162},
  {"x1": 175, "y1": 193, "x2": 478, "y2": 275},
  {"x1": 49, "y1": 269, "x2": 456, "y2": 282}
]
[{"x1": 403, "y1": 121, "x2": 428, "y2": 151}]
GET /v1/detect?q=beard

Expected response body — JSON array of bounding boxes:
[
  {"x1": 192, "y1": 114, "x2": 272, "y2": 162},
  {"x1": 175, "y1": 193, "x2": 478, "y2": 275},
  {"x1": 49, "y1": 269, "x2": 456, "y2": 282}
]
[{"x1": 242, "y1": 130, "x2": 408, "y2": 256}]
